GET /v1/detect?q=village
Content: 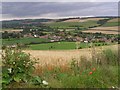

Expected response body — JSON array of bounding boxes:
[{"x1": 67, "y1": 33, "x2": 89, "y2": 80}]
[{"x1": 1, "y1": 26, "x2": 118, "y2": 49}]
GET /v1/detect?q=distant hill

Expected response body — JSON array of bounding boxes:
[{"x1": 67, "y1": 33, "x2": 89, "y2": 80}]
[
  {"x1": 1, "y1": 19, "x2": 54, "y2": 29},
  {"x1": 1, "y1": 16, "x2": 119, "y2": 29}
]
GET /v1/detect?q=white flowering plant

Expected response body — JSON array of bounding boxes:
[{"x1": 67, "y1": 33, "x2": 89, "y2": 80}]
[{"x1": 2, "y1": 47, "x2": 49, "y2": 88}]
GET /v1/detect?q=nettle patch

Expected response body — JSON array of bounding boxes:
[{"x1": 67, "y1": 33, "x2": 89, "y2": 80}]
[{"x1": 2, "y1": 47, "x2": 49, "y2": 88}]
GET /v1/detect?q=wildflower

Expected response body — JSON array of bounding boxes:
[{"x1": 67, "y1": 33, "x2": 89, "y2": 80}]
[
  {"x1": 42, "y1": 80, "x2": 48, "y2": 85},
  {"x1": 8, "y1": 68, "x2": 12, "y2": 73},
  {"x1": 92, "y1": 68, "x2": 96, "y2": 71},
  {"x1": 13, "y1": 62, "x2": 15, "y2": 64},
  {"x1": 89, "y1": 72, "x2": 93, "y2": 75},
  {"x1": 112, "y1": 86, "x2": 115, "y2": 88},
  {"x1": 48, "y1": 66, "x2": 53, "y2": 71}
]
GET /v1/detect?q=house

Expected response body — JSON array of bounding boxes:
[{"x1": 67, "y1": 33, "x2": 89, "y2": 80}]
[
  {"x1": 6, "y1": 45, "x2": 17, "y2": 48},
  {"x1": 84, "y1": 40, "x2": 88, "y2": 43},
  {"x1": 50, "y1": 40, "x2": 55, "y2": 42},
  {"x1": 34, "y1": 34, "x2": 39, "y2": 38},
  {"x1": 39, "y1": 35, "x2": 49, "y2": 39},
  {"x1": 75, "y1": 36, "x2": 84, "y2": 42},
  {"x1": 49, "y1": 35, "x2": 62, "y2": 41},
  {"x1": 23, "y1": 33, "x2": 33, "y2": 38}
]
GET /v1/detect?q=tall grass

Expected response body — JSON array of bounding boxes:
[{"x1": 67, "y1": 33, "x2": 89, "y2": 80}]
[{"x1": 35, "y1": 48, "x2": 118, "y2": 88}]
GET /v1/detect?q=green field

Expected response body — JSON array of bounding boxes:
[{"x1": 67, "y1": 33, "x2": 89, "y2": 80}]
[
  {"x1": 46, "y1": 21, "x2": 99, "y2": 29},
  {"x1": 30, "y1": 42, "x2": 76, "y2": 50},
  {"x1": 46, "y1": 20, "x2": 119, "y2": 30},
  {"x1": 1, "y1": 38, "x2": 49, "y2": 45},
  {"x1": 29, "y1": 41, "x2": 108, "y2": 50},
  {"x1": 102, "y1": 22, "x2": 119, "y2": 27}
]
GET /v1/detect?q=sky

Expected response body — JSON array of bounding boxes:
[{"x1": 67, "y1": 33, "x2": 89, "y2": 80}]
[{"x1": 0, "y1": 1, "x2": 119, "y2": 21}]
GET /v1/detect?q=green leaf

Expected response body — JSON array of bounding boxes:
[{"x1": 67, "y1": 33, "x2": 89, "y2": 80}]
[
  {"x1": 30, "y1": 76, "x2": 42, "y2": 85},
  {"x1": 34, "y1": 76, "x2": 42, "y2": 83},
  {"x1": 13, "y1": 73, "x2": 23, "y2": 82},
  {"x1": 14, "y1": 76, "x2": 21, "y2": 83},
  {"x1": 2, "y1": 77, "x2": 11, "y2": 84},
  {"x1": 3, "y1": 72, "x2": 9, "y2": 78}
]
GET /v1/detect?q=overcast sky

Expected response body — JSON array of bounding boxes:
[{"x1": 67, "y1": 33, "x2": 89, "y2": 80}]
[{"x1": 1, "y1": 2, "x2": 119, "y2": 21}]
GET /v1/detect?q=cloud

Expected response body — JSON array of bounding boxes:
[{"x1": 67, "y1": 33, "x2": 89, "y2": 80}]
[
  {"x1": 1, "y1": 0, "x2": 119, "y2": 2},
  {"x1": 1, "y1": 2, "x2": 118, "y2": 20}
]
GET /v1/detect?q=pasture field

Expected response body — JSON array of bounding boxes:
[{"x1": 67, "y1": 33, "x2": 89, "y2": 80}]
[
  {"x1": 1, "y1": 38, "x2": 49, "y2": 45},
  {"x1": 46, "y1": 18, "x2": 119, "y2": 29},
  {"x1": 46, "y1": 21, "x2": 99, "y2": 29},
  {"x1": 30, "y1": 42, "x2": 76, "y2": 50},
  {"x1": 29, "y1": 41, "x2": 110, "y2": 50},
  {"x1": 102, "y1": 22, "x2": 119, "y2": 27}
]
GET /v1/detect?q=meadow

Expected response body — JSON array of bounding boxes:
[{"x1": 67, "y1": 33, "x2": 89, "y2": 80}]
[
  {"x1": 29, "y1": 41, "x2": 110, "y2": 50},
  {"x1": 102, "y1": 22, "x2": 119, "y2": 27},
  {"x1": 1, "y1": 38, "x2": 49, "y2": 45},
  {"x1": 46, "y1": 21, "x2": 99, "y2": 29},
  {"x1": 46, "y1": 18, "x2": 119, "y2": 29}
]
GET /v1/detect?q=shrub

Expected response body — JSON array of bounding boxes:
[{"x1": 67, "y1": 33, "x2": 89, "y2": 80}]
[
  {"x1": 2, "y1": 45, "x2": 6, "y2": 50},
  {"x1": 97, "y1": 44, "x2": 101, "y2": 46},
  {"x1": 78, "y1": 47, "x2": 82, "y2": 49},
  {"x1": 2, "y1": 47, "x2": 49, "y2": 88}
]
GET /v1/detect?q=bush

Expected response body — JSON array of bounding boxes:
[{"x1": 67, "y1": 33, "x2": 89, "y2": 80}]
[
  {"x1": 2, "y1": 45, "x2": 6, "y2": 50},
  {"x1": 97, "y1": 44, "x2": 101, "y2": 46},
  {"x1": 2, "y1": 47, "x2": 49, "y2": 88},
  {"x1": 78, "y1": 47, "x2": 82, "y2": 49}
]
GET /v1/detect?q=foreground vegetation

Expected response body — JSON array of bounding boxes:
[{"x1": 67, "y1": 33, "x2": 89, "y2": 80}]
[
  {"x1": 2, "y1": 46, "x2": 119, "y2": 88},
  {"x1": 2, "y1": 47, "x2": 50, "y2": 88},
  {"x1": 36, "y1": 47, "x2": 118, "y2": 88}
]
